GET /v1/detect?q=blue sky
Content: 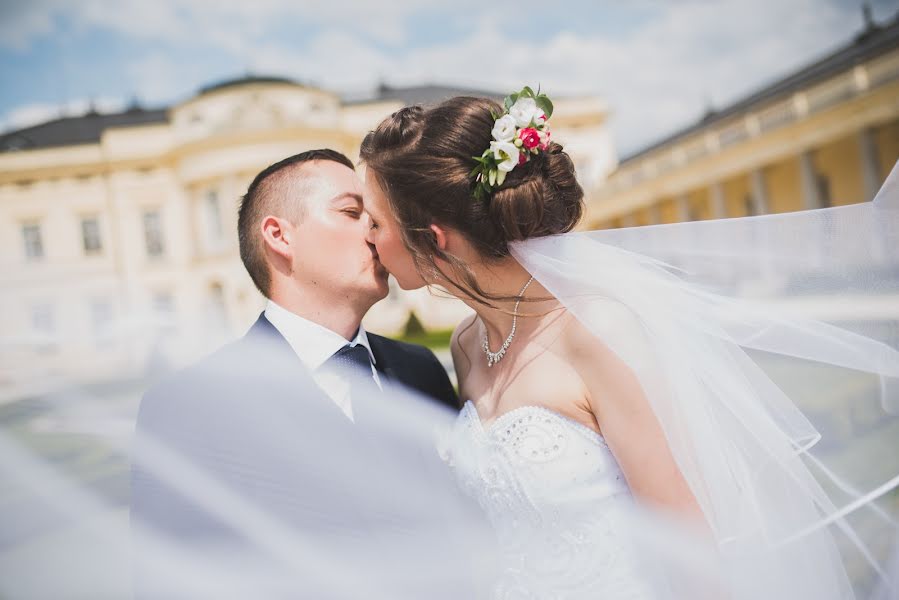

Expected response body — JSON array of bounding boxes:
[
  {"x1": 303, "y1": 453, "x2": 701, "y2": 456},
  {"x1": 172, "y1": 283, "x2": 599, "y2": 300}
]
[{"x1": 1, "y1": 0, "x2": 896, "y2": 154}]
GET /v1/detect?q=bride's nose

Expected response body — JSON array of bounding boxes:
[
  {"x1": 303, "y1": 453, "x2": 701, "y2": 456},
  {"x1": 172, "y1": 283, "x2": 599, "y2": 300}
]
[{"x1": 363, "y1": 215, "x2": 376, "y2": 243}]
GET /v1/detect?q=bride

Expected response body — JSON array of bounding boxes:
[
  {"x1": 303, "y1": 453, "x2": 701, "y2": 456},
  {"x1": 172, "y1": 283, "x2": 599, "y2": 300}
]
[{"x1": 359, "y1": 87, "x2": 899, "y2": 598}]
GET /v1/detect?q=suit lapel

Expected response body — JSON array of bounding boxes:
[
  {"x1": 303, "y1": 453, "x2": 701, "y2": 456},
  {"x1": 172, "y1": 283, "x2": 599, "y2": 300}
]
[
  {"x1": 243, "y1": 313, "x2": 355, "y2": 427},
  {"x1": 368, "y1": 334, "x2": 399, "y2": 385}
]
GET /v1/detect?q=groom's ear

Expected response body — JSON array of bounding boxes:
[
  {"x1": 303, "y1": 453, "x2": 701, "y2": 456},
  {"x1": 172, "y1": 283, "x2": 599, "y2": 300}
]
[
  {"x1": 429, "y1": 224, "x2": 448, "y2": 252},
  {"x1": 261, "y1": 216, "x2": 293, "y2": 260}
]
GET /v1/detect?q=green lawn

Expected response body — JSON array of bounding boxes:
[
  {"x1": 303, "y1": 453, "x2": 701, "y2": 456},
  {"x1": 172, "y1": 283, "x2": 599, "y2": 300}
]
[{"x1": 396, "y1": 328, "x2": 454, "y2": 350}]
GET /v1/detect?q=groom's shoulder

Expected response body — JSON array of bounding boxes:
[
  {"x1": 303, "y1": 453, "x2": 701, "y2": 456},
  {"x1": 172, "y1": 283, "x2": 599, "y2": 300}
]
[
  {"x1": 138, "y1": 335, "x2": 264, "y2": 418},
  {"x1": 153, "y1": 337, "x2": 249, "y2": 388}
]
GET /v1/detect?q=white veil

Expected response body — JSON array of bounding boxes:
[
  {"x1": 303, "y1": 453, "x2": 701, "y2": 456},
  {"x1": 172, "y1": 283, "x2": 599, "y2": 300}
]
[
  {"x1": 1, "y1": 163, "x2": 897, "y2": 599},
  {"x1": 511, "y1": 160, "x2": 899, "y2": 598}
]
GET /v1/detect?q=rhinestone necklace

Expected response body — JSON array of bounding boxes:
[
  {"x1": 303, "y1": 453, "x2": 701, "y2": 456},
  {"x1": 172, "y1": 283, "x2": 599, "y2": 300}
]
[{"x1": 482, "y1": 275, "x2": 535, "y2": 368}]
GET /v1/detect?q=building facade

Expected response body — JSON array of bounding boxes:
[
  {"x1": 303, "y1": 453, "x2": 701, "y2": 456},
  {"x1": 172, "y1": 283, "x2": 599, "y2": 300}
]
[
  {"x1": 586, "y1": 14, "x2": 899, "y2": 230},
  {"x1": 0, "y1": 78, "x2": 614, "y2": 398}
]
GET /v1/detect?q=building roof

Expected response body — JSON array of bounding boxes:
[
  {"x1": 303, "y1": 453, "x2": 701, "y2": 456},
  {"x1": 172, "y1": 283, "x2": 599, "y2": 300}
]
[
  {"x1": 0, "y1": 79, "x2": 502, "y2": 153},
  {"x1": 344, "y1": 83, "x2": 503, "y2": 106},
  {"x1": 622, "y1": 11, "x2": 899, "y2": 163},
  {"x1": 0, "y1": 105, "x2": 169, "y2": 152},
  {"x1": 197, "y1": 75, "x2": 301, "y2": 95}
]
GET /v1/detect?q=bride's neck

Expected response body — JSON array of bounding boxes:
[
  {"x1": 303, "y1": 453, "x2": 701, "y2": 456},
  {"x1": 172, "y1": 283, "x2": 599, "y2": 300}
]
[{"x1": 453, "y1": 259, "x2": 539, "y2": 345}]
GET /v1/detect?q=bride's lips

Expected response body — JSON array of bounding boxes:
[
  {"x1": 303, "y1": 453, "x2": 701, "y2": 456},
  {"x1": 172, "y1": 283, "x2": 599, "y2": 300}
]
[{"x1": 371, "y1": 253, "x2": 390, "y2": 278}]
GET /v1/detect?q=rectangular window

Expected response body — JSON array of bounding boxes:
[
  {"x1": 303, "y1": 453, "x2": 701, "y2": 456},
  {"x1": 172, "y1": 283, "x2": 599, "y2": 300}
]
[
  {"x1": 143, "y1": 210, "x2": 165, "y2": 257},
  {"x1": 81, "y1": 216, "x2": 103, "y2": 255},
  {"x1": 22, "y1": 223, "x2": 44, "y2": 260}
]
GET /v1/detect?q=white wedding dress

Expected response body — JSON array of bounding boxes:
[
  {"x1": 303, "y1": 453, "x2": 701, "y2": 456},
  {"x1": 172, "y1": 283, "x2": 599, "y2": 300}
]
[{"x1": 445, "y1": 401, "x2": 656, "y2": 600}]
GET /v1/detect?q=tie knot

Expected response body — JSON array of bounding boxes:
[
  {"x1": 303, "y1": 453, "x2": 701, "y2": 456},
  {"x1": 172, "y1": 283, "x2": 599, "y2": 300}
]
[{"x1": 327, "y1": 344, "x2": 373, "y2": 375}]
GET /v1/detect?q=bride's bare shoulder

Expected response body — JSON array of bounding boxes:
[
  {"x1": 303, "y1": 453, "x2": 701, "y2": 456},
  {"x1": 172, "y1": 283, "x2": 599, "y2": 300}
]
[
  {"x1": 558, "y1": 300, "x2": 653, "y2": 387},
  {"x1": 560, "y1": 299, "x2": 647, "y2": 353}
]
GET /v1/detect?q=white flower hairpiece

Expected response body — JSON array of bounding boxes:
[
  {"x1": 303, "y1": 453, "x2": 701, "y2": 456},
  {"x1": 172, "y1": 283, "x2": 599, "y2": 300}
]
[{"x1": 470, "y1": 86, "x2": 553, "y2": 201}]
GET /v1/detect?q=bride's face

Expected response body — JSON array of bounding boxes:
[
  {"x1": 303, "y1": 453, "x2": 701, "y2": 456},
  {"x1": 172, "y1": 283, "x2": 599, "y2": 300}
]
[{"x1": 362, "y1": 168, "x2": 427, "y2": 290}]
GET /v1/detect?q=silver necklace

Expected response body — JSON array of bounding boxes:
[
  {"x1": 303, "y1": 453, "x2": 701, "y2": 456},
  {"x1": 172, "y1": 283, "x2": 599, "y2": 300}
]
[{"x1": 482, "y1": 275, "x2": 535, "y2": 368}]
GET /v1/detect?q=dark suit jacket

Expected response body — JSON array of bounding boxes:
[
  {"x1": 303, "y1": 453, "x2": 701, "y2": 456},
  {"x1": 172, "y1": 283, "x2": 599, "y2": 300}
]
[{"x1": 130, "y1": 314, "x2": 473, "y2": 598}]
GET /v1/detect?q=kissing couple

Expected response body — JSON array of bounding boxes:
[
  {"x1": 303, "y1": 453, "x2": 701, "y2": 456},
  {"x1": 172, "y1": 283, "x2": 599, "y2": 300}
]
[{"x1": 133, "y1": 88, "x2": 899, "y2": 599}]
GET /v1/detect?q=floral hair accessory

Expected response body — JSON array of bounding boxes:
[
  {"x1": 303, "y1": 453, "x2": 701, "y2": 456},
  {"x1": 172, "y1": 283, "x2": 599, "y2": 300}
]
[{"x1": 470, "y1": 86, "x2": 554, "y2": 201}]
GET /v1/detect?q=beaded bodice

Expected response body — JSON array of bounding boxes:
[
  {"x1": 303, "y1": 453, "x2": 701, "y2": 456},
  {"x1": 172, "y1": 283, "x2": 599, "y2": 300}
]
[{"x1": 443, "y1": 401, "x2": 654, "y2": 599}]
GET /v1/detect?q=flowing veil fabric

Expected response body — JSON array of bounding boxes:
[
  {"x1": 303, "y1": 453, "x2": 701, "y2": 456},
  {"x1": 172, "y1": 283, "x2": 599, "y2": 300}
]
[
  {"x1": 1, "y1": 164, "x2": 897, "y2": 599},
  {"x1": 511, "y1": 160, "x2": 899, "y2": 598}
]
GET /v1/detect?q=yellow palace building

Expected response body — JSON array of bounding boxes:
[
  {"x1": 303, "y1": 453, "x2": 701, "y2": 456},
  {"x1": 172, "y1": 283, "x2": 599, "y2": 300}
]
[{"x1": 587, "y1": 12, "x2": 899, "y2": 229}]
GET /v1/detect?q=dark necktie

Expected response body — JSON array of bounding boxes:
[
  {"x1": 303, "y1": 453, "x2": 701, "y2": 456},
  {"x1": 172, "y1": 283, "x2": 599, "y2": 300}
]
[{"x1": 324, "y1": 344, "x2": 380, "y2": 426}]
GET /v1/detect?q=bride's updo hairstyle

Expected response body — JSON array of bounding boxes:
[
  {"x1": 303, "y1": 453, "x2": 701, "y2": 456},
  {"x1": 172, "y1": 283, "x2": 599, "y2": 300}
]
[{"x1": 360, "y1": 96, "x2": 584, "y2": 305}]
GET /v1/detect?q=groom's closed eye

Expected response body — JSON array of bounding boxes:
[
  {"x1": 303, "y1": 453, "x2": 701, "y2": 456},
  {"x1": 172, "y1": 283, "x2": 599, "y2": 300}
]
[{"x1": 330, "y1": 193, "x2": 364, "y2": 219}]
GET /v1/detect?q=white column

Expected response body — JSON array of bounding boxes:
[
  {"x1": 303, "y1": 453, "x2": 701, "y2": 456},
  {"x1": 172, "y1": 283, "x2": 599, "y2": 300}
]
[
  {"x1": 710, "y1": 182, "x2": 727, "y2": 219},
  {"x1": 858, "y1": 127, "x2": 882, "y2": 201},
  {"x1": 750, "y1": 169, "x2": 769, "y2": 215},
  {"x1": 800, "y1": 150, "x2": 822, "y2": 210}
]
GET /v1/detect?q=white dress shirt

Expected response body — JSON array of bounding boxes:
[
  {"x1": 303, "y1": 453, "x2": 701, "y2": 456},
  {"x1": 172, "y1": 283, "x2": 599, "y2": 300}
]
[{"x1": 264, "y1": 300, "x2": 381, "y2": 422}]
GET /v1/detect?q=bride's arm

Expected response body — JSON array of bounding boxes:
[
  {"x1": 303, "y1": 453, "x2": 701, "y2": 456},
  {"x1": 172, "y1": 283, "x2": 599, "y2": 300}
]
[{"x1": 566, "y1": 312, "x2": 705, "y2": 523}]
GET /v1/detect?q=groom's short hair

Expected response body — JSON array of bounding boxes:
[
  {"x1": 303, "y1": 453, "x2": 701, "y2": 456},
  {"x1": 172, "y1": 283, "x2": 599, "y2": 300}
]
[{"x1": 238, "y1": 149, "x2": 355, "y2": 296}]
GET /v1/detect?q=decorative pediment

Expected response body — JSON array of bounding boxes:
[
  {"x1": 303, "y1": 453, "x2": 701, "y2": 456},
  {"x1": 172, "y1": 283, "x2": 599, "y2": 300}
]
[{"x1": 171, "y1": 78, "x2": 339, "y2": 139}]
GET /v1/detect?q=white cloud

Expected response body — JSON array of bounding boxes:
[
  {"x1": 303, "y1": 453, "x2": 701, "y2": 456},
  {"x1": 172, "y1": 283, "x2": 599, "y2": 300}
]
[
  {"x1": 1, "y1": 102, "x2": 61, "y2": 132},
  {"x1": 0, "y1": 0, "x2": 59, "y2": 52},
  {"x1": 127, "y1": 53, "x2": 194, "y2": 105},
  {"x1": 1, "y1": 96, "x2": 127, "y2": 133},
  {"x1": 0, "y1": 0, "x2": 448, "y2": 51},
  {"x1": 243, "y1": 0, "x2": 869, "y2": 153},
  {"x1": 1, "y1": 0, "x2": 893, "y2": 153}
]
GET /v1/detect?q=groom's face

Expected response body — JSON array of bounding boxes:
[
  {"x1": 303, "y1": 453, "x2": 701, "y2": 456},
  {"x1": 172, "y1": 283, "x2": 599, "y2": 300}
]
[{"x1": 288, "y1": 161, "x2": 389, "y2": 305}]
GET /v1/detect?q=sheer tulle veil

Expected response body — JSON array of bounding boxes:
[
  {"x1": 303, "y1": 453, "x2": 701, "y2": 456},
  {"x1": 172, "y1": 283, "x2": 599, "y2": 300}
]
[
  {"x1": 1, "y1": 163, "x2": 897, "y2": 599},
  {"x1": 510, "y1": 159, "x2": 899, "y2": 597}
]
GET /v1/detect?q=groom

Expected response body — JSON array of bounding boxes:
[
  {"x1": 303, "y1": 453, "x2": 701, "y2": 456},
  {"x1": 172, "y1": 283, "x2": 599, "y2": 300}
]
[
  {"x1": 232, "y1": 148, "x2": 458, "y2": 414},
  {"x1": 131, "y1": 149, "x2": 465, "y2": 598}
]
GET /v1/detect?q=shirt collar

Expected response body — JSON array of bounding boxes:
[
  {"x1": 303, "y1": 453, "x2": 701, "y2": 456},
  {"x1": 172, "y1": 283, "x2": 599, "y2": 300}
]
[
  {"x1": 352, "y1": 324, "x2": 378, "y2": 366},
  {"x1": 263, "y1": 300, "x2": 376, "y2": 370}
]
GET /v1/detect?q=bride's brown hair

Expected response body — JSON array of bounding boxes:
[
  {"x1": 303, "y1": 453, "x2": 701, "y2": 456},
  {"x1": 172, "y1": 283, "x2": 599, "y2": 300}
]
[{"x1": 360, "y1": 96, "x2": 584, "y2": 306}]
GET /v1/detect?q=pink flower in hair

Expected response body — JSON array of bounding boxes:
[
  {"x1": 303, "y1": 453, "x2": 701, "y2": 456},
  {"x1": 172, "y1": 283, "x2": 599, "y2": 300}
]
[{"x1": 518, "y1": 127, "x2": 541, "y2": 150}]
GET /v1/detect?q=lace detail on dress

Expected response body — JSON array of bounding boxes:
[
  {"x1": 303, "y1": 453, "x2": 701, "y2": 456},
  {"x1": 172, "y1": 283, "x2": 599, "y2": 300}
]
[{"x1": 444, "y1": 402, "x2": 656, "y2": 600}]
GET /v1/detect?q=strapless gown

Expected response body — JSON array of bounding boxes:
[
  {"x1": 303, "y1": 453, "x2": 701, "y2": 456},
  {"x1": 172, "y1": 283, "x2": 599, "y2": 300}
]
[{"x1": 442, "y1": 401, "x2": 657, "y2": 599}]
